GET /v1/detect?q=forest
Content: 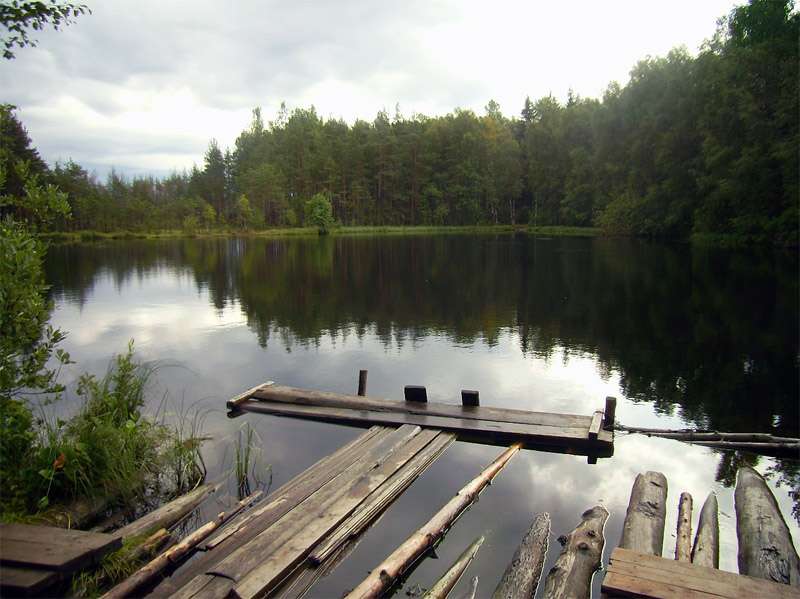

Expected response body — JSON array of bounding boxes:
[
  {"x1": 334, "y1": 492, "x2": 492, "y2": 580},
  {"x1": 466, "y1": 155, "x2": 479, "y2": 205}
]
[{"x1": 2, "y1": 0, "x2": 798, "y2": 245}]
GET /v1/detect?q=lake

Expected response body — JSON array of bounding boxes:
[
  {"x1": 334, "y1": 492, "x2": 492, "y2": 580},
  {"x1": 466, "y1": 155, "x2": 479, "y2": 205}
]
[{"x1": 44, "y1": 233, "x2": 798, "y2": 598}]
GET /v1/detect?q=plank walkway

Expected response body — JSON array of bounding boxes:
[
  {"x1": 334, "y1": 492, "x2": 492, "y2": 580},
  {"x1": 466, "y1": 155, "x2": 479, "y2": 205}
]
[
  {"x1": 602, "y1": 547, "x2": 800, "y2": 598},
  {"x1": 155, "y1": 424, "x2": 455, "y2": 599},
  {"x1": 229, "y1": 383, "x2": 614, "y2": 458},
  {"x1": 0, "y1": 522, "x2": 121, "y2": 597}
]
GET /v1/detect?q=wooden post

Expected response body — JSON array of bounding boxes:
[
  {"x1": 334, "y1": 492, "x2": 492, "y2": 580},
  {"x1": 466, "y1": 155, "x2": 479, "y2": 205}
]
[
  {"x1": 543, "y1": 506, "x2": 609, "y2": 599},
  {"x1": 604, "y1": 397, "x2": 616, "y2": 430},
  {"x1": 675, "y1": 492, "x2": 693, "y2": 562},
  {"x1": 588, "y1": 411, "x2": 603, "y2": 440},
  {"x1": 735, "y1": 467, "x2": 800, "y2": 586},
  {"x1": 404, "y1": 385, "x2": 428, "y2": 403},
  {"x1": 358, "y1": 370, "x2": 368, "y2": 396},
  {"x1": 691, "y1": 491, "x2": 719, "y2": 569},
  {"x1": 491, "y1": 512, "x2": 550, "y2": 599},
  {"x1": 619, "y1": 471, "x2": 667, "y2": 556},
  {"x1": 461, "y1": 390, "x2": 479, "y2": 407},
  {"x1": 345, "y1": 444, "x2": 522, "y2": 599}
]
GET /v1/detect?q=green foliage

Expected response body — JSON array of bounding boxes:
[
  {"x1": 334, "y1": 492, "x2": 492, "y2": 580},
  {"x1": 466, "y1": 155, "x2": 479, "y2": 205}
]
[
  {"x1": 0, "y1": 0, "x2": 91, "y2": 59},
  {"x1": 305, "y1": 192, "x2": 334, "y2": 234},
  {"x1": 182, "y1": 213, "x2": 200, "y2": 236}
]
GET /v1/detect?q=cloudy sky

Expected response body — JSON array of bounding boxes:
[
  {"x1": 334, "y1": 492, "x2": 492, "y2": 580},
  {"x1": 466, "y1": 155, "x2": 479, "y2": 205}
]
[{"x1": 2, "y1": 0, "x2": 740, "y2": 179}]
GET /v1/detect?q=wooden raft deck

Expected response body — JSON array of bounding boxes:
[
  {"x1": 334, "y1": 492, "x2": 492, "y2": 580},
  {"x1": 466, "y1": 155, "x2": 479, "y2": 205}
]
[
  {"x1": 228, "y1": 382, "x2": 614, "y2": 458},
  {"x1": 0, "y1": 522, "x2": 121, "y2": 597},
  {"x1": 155, "y1": 424, "x2": 456, "y2": 599}
]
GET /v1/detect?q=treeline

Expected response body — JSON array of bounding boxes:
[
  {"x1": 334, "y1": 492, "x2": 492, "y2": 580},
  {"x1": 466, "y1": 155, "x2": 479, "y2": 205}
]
[{"x1": 3, "y1": 0, "x2": 798, "y2": 244}]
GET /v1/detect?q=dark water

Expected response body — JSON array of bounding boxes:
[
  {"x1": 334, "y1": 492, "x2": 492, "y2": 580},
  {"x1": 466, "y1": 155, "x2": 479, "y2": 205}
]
[{"x1": 44, "y1": 234, "x2": 798, "y2": 597}]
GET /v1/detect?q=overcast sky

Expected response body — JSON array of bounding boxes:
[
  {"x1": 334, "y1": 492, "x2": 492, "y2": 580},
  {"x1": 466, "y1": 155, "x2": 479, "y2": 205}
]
[{"x1": 1, "y1": 0, "x2": 740, "y2": 180}]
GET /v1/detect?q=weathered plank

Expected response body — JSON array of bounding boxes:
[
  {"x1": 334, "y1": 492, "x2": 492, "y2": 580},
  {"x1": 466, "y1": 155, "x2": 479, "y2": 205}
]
[
  {"x1": 491, "y1": 512, "x2": 550, "y2": 599},
  {"x1": 619, "y1": 471, "x2": 668, "y2": 556},
  {"x1": 675, "y1": 492, "x2": 693, "y2": 562},
  {"x1": 0, "y1": 565, "x2": 60, "y2": 598},
  {"x1": 543, "y1": 506, "x2": 608, "y2": 599},
  {"x1": 0, "y1": 523, "x2": 121, "y2": 572},
  {"x1": 691, "y1": 491, "x2": 719, "y2": 569},
  {"x1": 735, "y1": 466, "x2": 800, "y2": 586},
  {"x1": 344, "y1": 443, "x2": 522, "y2": 599},
  {"x1": 602, "y1": 547, "x2": 800, "y2": 599},
  {"x1": 237, "y1": 399, "x2": 612, "y2": 455}
]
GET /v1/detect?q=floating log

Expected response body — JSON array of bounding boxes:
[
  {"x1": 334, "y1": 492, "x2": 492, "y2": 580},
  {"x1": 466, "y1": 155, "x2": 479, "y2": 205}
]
[
  {"x1": 735, "y1": 467, "x2": 800, "y2": 586},
  {"x1": 675, "y1": 492, "x2": 693, "y2": 562},
  {"x1": 691, "y1": 491, "x2": 719, "y2": 569},
  {"x1": 113, "y1": 479, "x2": 221, "y2": 541},
  {"x1": 615, "y1": 425, "x2": 800, "y2": 458},
  {"x1": 456, "y1": 576, "x2": 479, "y2": 599},
  {"x1": 619, "y1": 471, "x2": 667, "y2": 556},
  {"x1": 100, "y1": 490, "x2": 261, "y2": 599},
  {"x1": 491, "y1": 512, "x2": 550, "y2": 599},
  {"x1": 422, "y1": 535, "x2": 485, "y2": 599},
  {"x1": 35, "y1": 495, "x2": 114, "y2": 530},
  {"x1": 543, "y1": 505, "x2": 609, "y2": 599},
  {"x1": 227, "y1": 382, "x2": 274, "y2": 410},
  {"x1": 344, "y1": 443, "x2": 522, "y2": 599}
]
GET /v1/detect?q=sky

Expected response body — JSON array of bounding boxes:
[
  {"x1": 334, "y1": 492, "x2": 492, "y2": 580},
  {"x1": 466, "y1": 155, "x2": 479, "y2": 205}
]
[{"x1": 1, "y1": 0, "x2": 741, "y2": 180}]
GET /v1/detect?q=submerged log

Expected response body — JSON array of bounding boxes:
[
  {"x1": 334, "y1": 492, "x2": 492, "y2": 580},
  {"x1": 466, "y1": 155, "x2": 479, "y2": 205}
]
[
  {"x1": 423, "y1": 536, "x2": 484, "y2": 599},
  {"x1": 691, "y1": 491, "x2": 719, "y2": 569},
  {"x1": 543, "y1": 505, "x2": 608, "y2": 599},
  {"x1": 114, "y1": 479, "x2": 221, "y2": 541},
  {"x1": 619, "y1": 471, "x2": 667, "y2": 556},
  {"x1": 344, "y1": 443, "x2": 522, "y2": 599},
  {"x1": 456, "y1": 576, "x2": 479, "y2": 599},
  {"x1": 735, "y1": 467, "x2": 800, "y2": 586},
  {"x1": 675, "y1": 492, "x2": 693, "y2": 562},
  {"x1": 491, "y1": 512, "x2": 550, "y2": 599}
]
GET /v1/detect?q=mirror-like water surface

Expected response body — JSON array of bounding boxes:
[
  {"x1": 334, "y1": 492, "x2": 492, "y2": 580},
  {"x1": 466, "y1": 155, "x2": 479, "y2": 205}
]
[{"x1": 44, "y1": 234, "x2": 798, "y2": 597}]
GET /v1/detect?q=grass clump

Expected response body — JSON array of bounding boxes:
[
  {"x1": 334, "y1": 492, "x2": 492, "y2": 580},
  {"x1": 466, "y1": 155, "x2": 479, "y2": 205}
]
[{"x1": 0, "y1": 342, "x2": 206, "y2": 520}]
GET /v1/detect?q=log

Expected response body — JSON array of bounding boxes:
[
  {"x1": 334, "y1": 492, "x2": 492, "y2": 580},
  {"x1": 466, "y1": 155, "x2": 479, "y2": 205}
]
[
  {"x1": 455, "y1": 576, "x2": 479, "y2": 599},
  {"x1": 423, "y1": 535, "x2": 484, "y2": 599},
  {"x1": 227, "y1": 382, "x2": 274, "y2": 410},
  {"x1": 675, "y1": 492, "x2": 693, "y2": 562},
  {"x1": 691, "y1": 491, "x2": 719, "y2": 569},
  {"x1": 543, "y1": 506, "x2": 609, "y2": 599},
  {"x1": 113, "y1": 479, "x2": 221, "y2": 541},
  {"x1": 100, "y1": 490, "x2": 262, "y2": 599},
  {"x1": 344, "y1": 443, "x2": 522, "y2": 599},
  {"x1": 491, "y1": 512, "x2": 550, "y2": 599},
  {"x1": 735, "y1": 467, "x2": 800, "y2": 586},
  {"x1": 619, "y1": 471, "x2": 667, "y2": 556}
]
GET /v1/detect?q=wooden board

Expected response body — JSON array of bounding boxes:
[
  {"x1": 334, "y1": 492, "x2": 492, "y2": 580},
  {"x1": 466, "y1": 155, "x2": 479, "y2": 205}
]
[
  {"x1": 602, "y1": 547, "x2": 800, "y2": 599},
  {"x1": 0, "y1": 522, "x2": 121, "y2": 573},
  {"x1": 0, "y1": 565, "x2": 60, "y2": 598},
  {"x1": 235, "y1": 385, "x2": 612, "y2": 457}
]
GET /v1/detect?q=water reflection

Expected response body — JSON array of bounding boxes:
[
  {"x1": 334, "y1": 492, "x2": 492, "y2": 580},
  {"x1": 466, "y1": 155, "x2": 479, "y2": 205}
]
[{"x1": 43, "y1": 234, "x2": 799, "y2": 597}]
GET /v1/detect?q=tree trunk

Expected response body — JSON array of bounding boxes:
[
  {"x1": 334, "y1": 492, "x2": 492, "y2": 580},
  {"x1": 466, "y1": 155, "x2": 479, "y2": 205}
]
[
  {"x1": 675, "y1": 492, "x2": 693, "y2": 562},
  {"x1": 619, "y1": 471, "x2": 667, "y2": 556},
  {"x1": 543, "y1": 506, "x2": 608, "y2": 599},
  {"x1": 691, "y1": 491, "x2": 719, "y2": 569},
  {"x1": 492, "y1": 512, "x2": 550, "y2": 599}
]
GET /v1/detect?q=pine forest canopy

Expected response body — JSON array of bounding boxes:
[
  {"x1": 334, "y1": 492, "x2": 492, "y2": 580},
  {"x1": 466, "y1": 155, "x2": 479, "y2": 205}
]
[{"x1": 1, "y1": 0, "x2": 798, "y2": 245}]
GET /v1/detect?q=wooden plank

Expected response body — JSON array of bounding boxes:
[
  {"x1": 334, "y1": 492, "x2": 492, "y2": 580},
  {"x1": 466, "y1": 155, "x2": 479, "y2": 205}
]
[
  {"x1": 250, "y1": 385, "x2": 596, "y2": 430},
  {"x1": 237, "y1": 399, "x2": 613, "y2": 454},
  {"x1": 603, "y1": 548, "x2": 800, "y2": 599},
  {"x1": 588, "y1": 410, "x2": 603, "y2": 440},
  {"x1": 171, "y1": 425, "x2": 431, "y2": 599},
  {"x1": 602, "y1": 569, "x2": 722, "y2": 599},
  {"x1": 157, "y1": 427, "x2": 393, "y2": 597},
  {"x1": 619, "y1": 471, "x2": 668, "y2": 556},
  {"x1": 0, "y1": 523, "x2": 121, "y2": 572},
  {"x1": 0, "y1": 565, "x2": 60, "y2": 598},
  {"x1": 735, "y1": 466, "x2": 800, "y2": 586}
]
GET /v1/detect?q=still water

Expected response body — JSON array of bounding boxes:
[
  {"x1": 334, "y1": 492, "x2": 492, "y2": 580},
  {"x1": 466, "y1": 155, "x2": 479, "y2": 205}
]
[{"x1": 44, "y1": 234, "x2": 798, "y2": 597}]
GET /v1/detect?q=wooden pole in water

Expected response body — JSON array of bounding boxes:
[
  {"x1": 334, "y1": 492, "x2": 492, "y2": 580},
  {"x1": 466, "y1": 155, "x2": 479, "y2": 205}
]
[
  {"x1": 358, "y1": 370, "x2": 368, "y2": 396},
  {"x1": 422, "y1": 536, "x2": 484, "y2": 599},
  {"x1": 345, "y1": 443, "x2": 523, "y2": 599},
  {"x1": 735, "y1": 467, "x2": 800, "y2": 586},
  {"x1": 675, "y1": 492, "x2": 693, "y2": 562},
  {"x1": 619, "y1": 471, "x2": 667, "y2": 556},
  {"x1": 491, "y1": 512, "x2": 550, "y2": 599},
  {"x1": 543, "y1": 506, "x2": 609, "y2": 599},
  {"x1": 691, "y1": 491, "x2": 719, "y2": 569},
  {"x1": 603, "y1": 397, "x2": 616, "y2": 431}
]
